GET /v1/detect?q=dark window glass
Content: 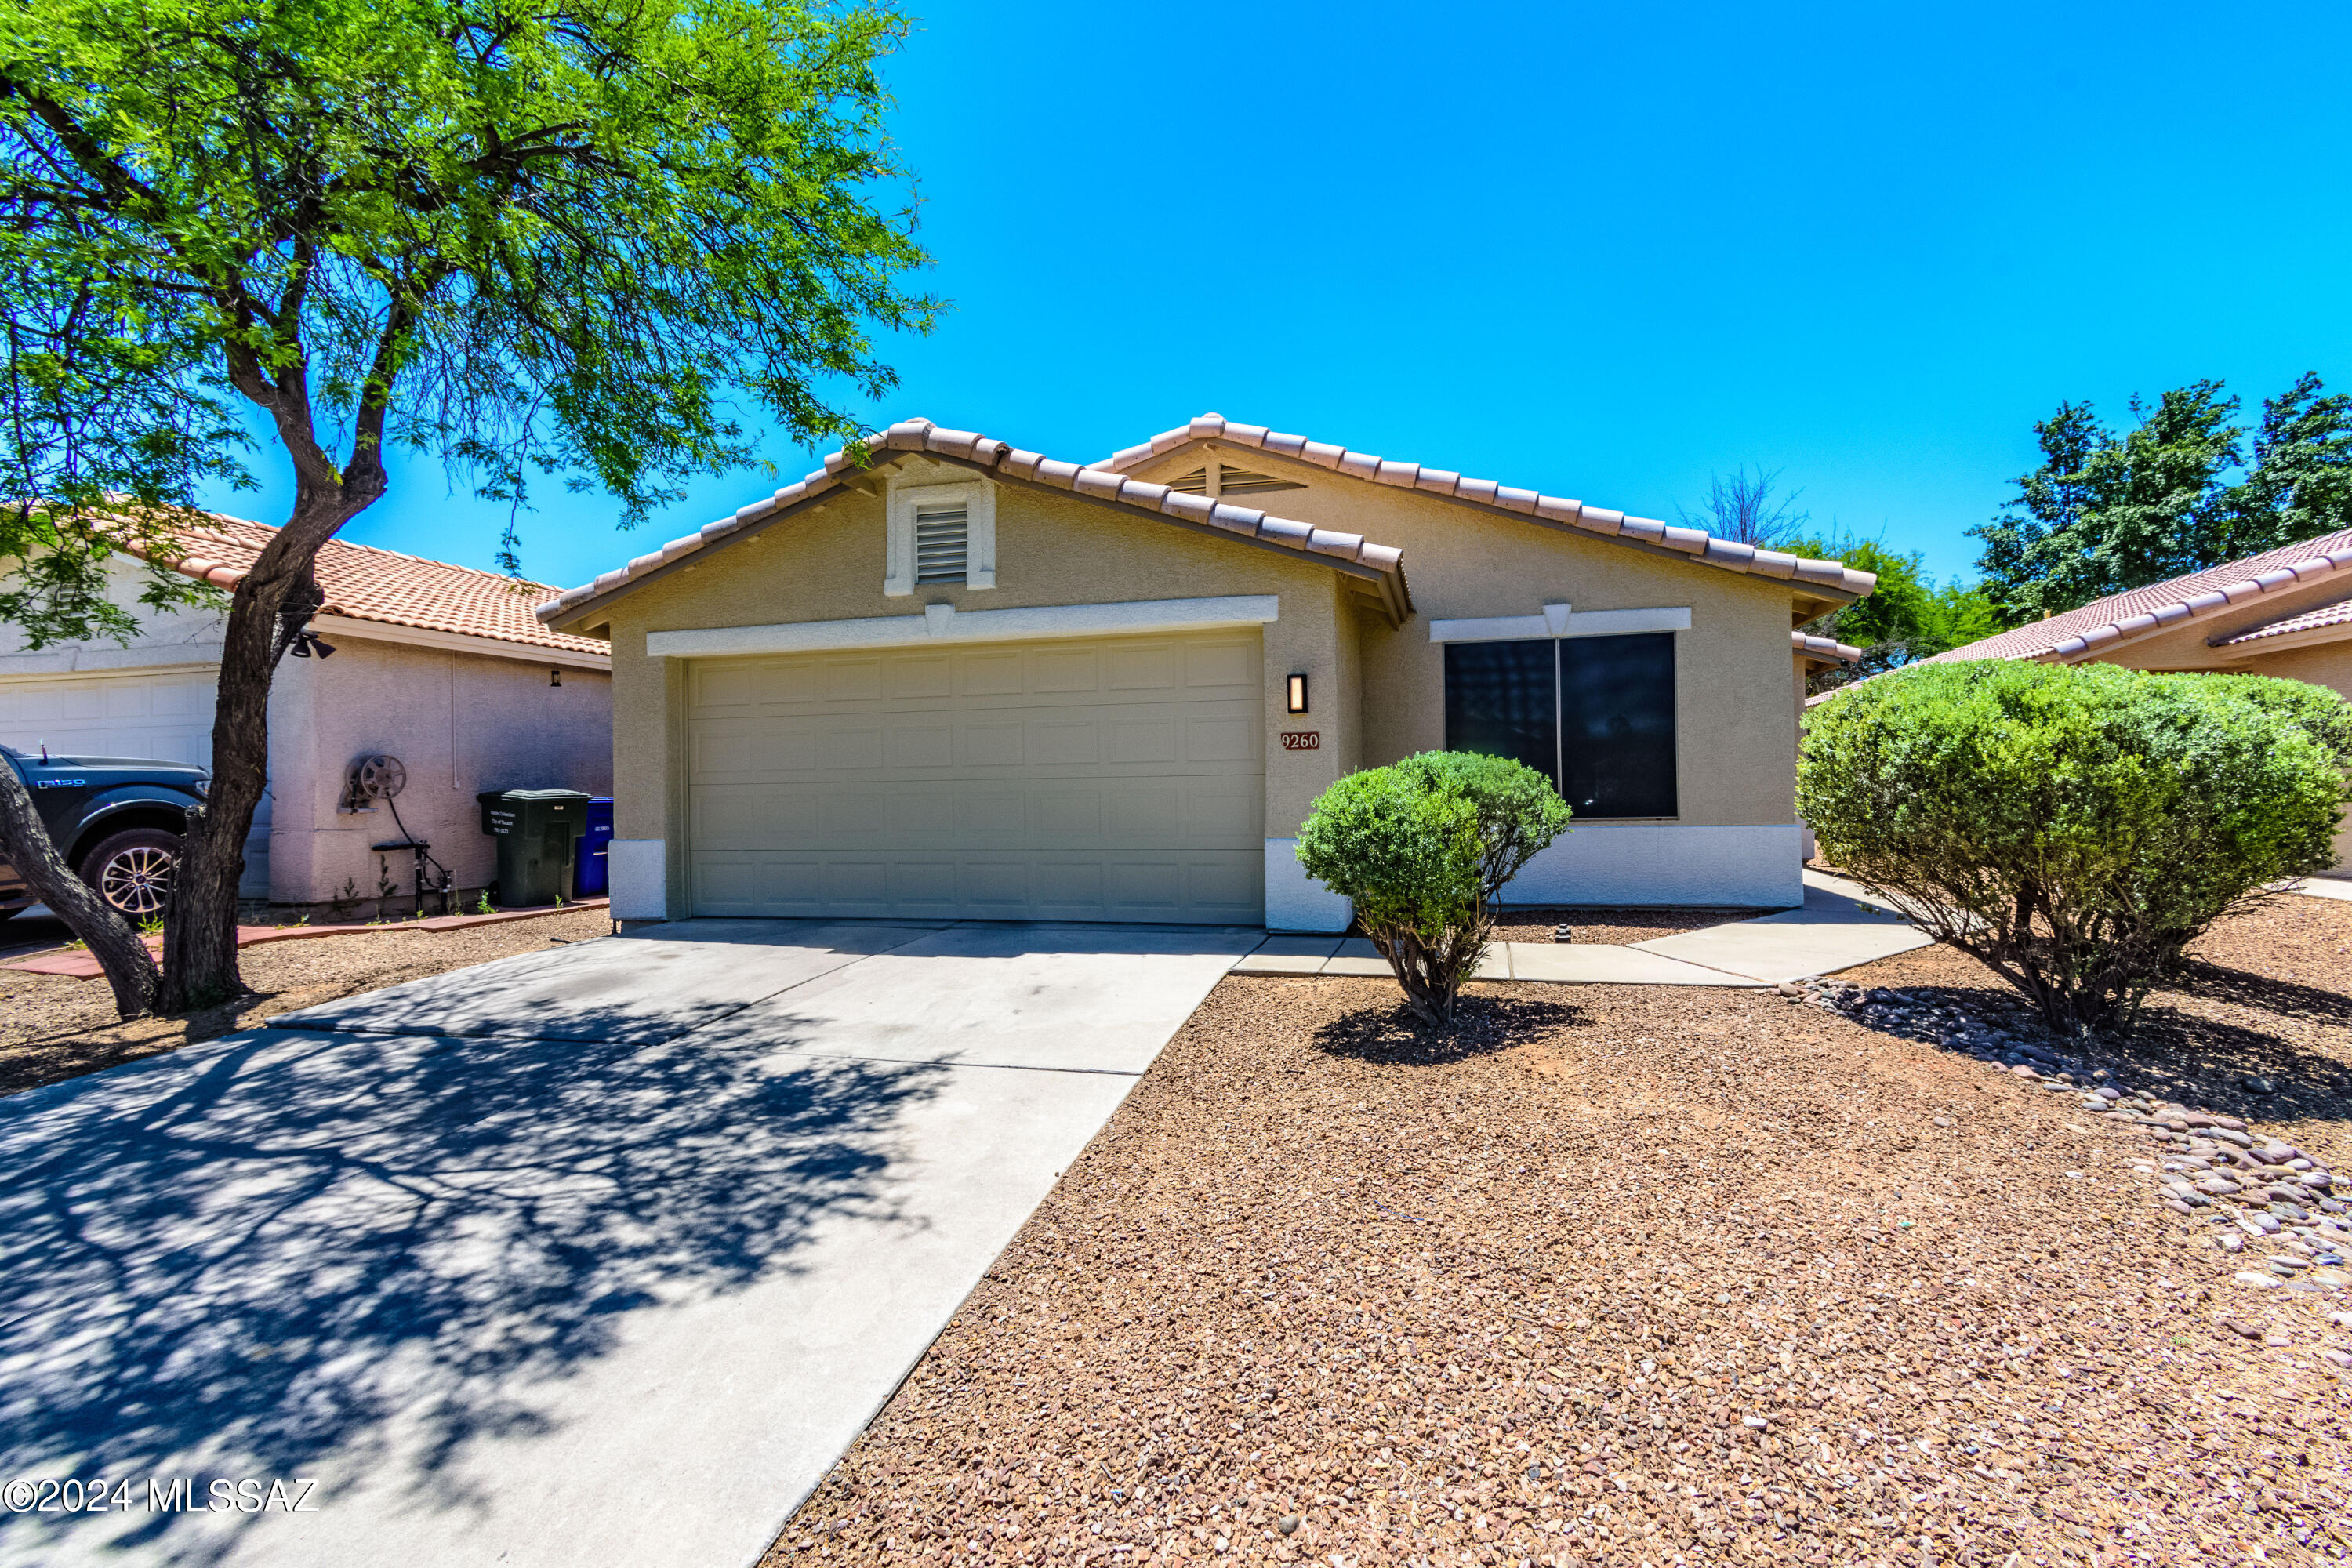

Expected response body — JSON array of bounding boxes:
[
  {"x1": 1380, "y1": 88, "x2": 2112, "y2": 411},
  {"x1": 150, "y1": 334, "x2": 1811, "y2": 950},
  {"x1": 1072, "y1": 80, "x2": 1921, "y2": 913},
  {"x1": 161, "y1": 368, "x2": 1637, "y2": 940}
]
[
  {"x1": 1443, "y1": 640, "x2": 1557, "y2": 789},
  {"x1": 1560, "y1": 633, "x2": 1676, "y2": 818}
]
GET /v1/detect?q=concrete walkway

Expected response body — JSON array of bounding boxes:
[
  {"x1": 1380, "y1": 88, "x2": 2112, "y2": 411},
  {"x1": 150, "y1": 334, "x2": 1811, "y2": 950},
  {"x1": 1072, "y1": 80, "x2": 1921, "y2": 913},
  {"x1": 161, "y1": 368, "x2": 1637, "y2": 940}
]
[
  {"x1": 1229, "y1": 872, "x2": 1931, "y2": 987},
  {"x1": 0, "y1": 919, "x2": 1256, "y2": 1568}
]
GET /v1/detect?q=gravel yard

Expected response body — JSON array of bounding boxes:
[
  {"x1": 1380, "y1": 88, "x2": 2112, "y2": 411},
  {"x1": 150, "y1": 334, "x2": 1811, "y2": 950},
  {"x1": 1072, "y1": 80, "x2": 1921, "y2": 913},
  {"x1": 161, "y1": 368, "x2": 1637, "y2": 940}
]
[
  {"x1": 773, "y1": 895, "x2": 2352, "y2": 1567},
  {"x1": 0, "y1": 906, "x2": 615, "y2": 1097}
]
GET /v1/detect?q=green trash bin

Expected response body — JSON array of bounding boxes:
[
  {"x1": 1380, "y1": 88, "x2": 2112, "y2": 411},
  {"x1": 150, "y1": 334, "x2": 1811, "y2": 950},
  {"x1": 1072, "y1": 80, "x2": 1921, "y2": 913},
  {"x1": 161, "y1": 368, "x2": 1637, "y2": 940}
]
[{"x1": 477, "y1": 789, "x2": 593, "y2": 906}]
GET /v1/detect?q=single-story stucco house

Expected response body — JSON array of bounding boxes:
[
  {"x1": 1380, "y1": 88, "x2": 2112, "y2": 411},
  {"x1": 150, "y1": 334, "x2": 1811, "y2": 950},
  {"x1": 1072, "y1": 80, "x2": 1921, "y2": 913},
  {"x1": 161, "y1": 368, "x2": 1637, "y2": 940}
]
[
  {"x1": 0, "y1": 515, "x2": 615, "y2": 914},
  {"x1": 536, "y1": 416, "x2": 1874, "y2": 932},
  {"x1": 1912, "y1": 525, "x2": 2352, "y2": 873}
]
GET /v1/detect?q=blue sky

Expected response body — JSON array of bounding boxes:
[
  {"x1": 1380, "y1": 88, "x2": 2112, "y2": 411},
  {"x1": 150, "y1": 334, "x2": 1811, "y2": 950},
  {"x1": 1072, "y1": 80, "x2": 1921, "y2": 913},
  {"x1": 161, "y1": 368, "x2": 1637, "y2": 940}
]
[{"x1": 205, "y1": 0, "x2": 2352, "y2": 590}]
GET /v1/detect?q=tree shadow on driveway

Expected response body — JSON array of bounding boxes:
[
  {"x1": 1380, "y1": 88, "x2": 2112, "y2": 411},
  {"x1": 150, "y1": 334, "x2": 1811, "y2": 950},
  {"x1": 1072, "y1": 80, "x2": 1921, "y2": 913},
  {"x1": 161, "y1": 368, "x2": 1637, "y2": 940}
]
[{"x1": 0, "y1": 1014, "x2": 946, "y2": 1566}]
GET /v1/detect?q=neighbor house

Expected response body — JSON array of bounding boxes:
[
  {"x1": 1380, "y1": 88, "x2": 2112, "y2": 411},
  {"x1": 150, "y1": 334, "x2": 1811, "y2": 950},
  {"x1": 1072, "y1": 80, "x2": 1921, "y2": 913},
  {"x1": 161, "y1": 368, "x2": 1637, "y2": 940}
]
[
  {"x1": 1916, "y1": 525, "x2": 2352, "y2": 873},
  {"x1": 0, "y1": 514, "x2": 615, "y2": 913},
  {"x1": 537, "y1": 416, "x2": 1875, "y2": 931}
]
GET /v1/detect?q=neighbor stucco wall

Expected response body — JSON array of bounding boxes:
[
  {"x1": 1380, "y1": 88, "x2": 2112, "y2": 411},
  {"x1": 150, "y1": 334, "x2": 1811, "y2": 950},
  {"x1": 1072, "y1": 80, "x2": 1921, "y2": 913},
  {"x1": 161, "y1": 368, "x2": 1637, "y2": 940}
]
[
  {"x1": 595, "y1": 459, "x2": 1356, "y2": 919},
  {"x1": 2246, "y1": 641, "x2": 2352, "y2": 872},
  {"x1": 267, "y1": 633, "x2": 612, "y2": 908}
]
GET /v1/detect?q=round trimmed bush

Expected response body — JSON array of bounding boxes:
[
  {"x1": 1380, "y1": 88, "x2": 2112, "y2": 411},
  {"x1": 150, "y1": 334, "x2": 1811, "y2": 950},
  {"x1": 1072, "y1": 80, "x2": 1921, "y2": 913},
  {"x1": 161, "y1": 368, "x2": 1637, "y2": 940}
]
[
  {"x1": 1797, "y1": 661, "x2": 2351, "y2": 1034},
  {"x1": 1296, "y1": 750, "x2": 1570, "y2": 1026}
]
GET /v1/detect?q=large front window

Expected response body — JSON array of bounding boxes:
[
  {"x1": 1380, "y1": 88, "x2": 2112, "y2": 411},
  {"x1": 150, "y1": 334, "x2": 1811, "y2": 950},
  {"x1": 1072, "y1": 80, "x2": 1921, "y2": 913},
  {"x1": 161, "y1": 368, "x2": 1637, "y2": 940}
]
[{"x1": 1442, "y1": 633, "x2": 1677, "y2": 818}]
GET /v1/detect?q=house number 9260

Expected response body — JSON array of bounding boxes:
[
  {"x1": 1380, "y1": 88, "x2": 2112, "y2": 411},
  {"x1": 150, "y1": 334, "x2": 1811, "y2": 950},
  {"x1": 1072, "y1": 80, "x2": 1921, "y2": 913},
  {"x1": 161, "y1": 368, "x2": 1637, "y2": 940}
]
[{"x1": 1279, "y1": 731, "x2": 1320, "y2": 750}]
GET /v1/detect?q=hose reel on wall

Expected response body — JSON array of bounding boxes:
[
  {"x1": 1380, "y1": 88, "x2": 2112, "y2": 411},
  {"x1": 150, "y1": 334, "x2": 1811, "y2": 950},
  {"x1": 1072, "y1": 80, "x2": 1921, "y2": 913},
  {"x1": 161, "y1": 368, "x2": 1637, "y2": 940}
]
[{"x1": 343, "y1": 753, "x2": 454, "y2": 916}]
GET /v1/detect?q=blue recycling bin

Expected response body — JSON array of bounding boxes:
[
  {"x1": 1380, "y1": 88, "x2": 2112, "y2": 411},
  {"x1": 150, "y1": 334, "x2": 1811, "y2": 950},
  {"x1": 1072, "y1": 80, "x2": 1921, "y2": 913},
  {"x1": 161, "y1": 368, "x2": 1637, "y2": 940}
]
[{"x1": 575, "y1": 797, "x2": 615, "y2": 897}]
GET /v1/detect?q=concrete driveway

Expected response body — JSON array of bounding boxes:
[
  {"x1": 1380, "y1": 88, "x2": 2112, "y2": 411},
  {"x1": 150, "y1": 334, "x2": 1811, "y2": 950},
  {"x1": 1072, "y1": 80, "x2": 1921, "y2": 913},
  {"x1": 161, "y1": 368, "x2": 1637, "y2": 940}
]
[{"x1": 0, "y1": 919, "x2": 1257, "y2": 1568}]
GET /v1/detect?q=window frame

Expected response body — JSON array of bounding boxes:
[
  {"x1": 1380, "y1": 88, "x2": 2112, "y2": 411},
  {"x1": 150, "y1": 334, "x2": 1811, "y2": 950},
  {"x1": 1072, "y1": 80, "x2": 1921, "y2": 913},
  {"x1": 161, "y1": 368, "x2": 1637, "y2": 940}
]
[
  {"x1": 1440, "y1": 630, "x2": 1681, "y2": 821},
  {"x1": 885, "y1": 478, "x2": 996, "y2": 595}
]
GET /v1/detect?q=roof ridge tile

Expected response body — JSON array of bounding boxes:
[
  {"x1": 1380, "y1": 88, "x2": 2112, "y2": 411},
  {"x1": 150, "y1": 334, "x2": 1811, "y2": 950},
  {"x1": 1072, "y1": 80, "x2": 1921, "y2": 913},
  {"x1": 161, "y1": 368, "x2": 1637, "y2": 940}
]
[{"x1": 1087, "y1": 412, "x2": 1876, "y2": 597}]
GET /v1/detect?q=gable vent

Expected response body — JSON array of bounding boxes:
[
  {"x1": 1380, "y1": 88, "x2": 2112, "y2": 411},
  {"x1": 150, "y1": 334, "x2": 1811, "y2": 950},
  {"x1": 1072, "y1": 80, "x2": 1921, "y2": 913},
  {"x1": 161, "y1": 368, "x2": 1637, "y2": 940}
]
[
  {"x1": 1168, "y1": 465, "x2": 1308, "y2": 497},
  {"x1": 914, "y1": 504, "x2": 969, "y2": 584}
]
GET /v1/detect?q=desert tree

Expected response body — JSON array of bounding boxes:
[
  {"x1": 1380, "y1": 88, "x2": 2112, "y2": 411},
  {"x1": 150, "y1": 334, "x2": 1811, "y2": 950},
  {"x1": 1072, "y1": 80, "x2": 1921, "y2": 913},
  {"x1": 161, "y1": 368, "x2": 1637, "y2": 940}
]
[
  {"x1": 1972, "y1": 375, "x2": 2352, "y2": 622},
  {"x1": 0, "y1": 0, "x2": 937, "y2": 1012},
  {"x1": 1677, "y1": 463, "x2": 1810, "y2": 549}
]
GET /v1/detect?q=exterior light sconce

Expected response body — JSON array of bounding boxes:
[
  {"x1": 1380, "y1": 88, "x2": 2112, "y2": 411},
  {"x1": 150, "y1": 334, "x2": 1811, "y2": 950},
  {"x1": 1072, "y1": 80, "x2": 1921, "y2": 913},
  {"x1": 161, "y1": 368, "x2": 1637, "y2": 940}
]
[
  {"x1": 1287, "y1": 673, "x2": 1309, "y2": 714},
  {"x1": 550, "y1": 668, "x2": 563, "y2": 688}
]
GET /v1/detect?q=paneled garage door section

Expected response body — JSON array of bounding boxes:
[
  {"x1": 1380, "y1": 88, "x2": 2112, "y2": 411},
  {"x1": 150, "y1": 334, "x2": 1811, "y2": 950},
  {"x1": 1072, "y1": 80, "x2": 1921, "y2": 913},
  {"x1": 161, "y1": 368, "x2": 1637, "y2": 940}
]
[{"x1": 688, "y1": 631, "x2": 1265, "y2": 922}]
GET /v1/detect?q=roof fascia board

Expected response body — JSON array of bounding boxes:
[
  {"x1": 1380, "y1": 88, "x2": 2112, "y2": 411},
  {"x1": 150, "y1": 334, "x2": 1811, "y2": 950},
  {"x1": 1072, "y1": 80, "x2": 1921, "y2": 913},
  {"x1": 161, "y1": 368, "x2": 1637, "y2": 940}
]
[
  {"x1": 2205, "y1": 619, "x2": 2352, "y2": 659},
  {"x1": 311, "y1": 613, "x2": 612, "y2": 670},
  {"x1": 1121, "y1": 435, "x2": 1864, "y2": 607}
]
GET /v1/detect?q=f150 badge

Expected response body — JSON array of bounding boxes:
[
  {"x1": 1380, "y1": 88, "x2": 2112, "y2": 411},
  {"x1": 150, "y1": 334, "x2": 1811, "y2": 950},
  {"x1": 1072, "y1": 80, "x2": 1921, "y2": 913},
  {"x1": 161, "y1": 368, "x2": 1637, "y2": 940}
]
[{"x1": 34, "y1": 778, "x2": 85, "y2": 787}]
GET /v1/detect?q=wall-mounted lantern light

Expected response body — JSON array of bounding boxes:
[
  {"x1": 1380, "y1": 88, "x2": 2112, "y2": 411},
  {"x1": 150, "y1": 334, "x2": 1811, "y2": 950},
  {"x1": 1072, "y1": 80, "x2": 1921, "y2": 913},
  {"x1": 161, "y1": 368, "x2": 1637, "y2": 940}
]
[
  {"x1": 550, "y1": 668, "x2": 563, "y2": 688},
  {"x1": 1287, "y1": 673, "x2": 1309, "y2": 714}
]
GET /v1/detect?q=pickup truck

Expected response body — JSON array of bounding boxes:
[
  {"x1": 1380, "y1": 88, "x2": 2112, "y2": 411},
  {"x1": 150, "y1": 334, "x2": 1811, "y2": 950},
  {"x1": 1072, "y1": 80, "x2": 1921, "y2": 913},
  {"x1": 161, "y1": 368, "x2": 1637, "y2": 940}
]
[{"x1": 0, "y1": 745, "x2": 210, "y2": 923}]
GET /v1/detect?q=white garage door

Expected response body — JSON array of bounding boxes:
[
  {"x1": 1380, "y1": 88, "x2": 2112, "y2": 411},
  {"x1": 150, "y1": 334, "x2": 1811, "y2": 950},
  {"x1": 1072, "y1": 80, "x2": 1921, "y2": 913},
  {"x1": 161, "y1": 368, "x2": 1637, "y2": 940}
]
[
  {"x1": 0, "y1": 669, "x2": 217, "y2": 766},
  {"x1": 688, "y1": 630, "x2": 1265, "y2": 923}
]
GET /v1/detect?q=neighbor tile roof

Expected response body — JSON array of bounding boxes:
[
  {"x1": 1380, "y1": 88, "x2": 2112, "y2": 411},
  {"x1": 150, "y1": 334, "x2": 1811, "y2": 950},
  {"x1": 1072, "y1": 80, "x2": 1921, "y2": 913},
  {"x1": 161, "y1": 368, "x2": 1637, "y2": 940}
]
[
  {"x1": 1095, "y1": 414, "x2": 1878, "y2": 600},
  {"x1": 2208, "y1": 591, "x2": 2352, "y2": 648},
  {"x1": 1924, "y1": 528, "x2": 2352, "y2": 665},
  {"x1": 133, "y1": 513, "x2": 611, "y2": 656},
  {"x1": 536, "y1": 418, "x2": 1418, "y2": 627},
  {"x1": 1793, "y1": 631, "x2": 1863, "y2": 664}
]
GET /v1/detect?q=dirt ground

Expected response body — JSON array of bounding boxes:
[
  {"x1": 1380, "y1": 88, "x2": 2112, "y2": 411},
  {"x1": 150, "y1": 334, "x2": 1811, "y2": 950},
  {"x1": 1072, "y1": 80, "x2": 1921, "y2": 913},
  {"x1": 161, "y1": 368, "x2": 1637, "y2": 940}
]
[
  {"x1": 1486, "y1": 908, "x2": 1771, "y2": 947},
  {"x1": 0, "y1": 906, "x2": 615, "y2": 1098},
  {"x1": 771, "y1": 895, "x2": 2352, "y2": 1567}
]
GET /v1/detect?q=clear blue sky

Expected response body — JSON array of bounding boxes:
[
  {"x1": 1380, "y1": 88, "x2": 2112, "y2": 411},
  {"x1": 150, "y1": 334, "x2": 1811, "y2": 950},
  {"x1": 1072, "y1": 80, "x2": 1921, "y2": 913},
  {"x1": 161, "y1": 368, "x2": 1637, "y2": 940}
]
[{"x1": 205, "y1": 0, "x2": 2352, "y2": 590}]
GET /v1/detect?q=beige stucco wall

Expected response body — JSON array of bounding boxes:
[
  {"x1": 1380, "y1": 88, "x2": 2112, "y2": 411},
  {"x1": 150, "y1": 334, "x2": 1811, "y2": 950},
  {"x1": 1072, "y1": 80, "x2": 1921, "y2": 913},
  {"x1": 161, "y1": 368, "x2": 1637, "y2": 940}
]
[
  {"x1": 2243, "y1": 641, "x2": 2352, "y2": 872},
  {"x1": 267, "y1": 634, "x2": 613, "y2": 909},
  {"x1": 1120, "y1": 447, "x2": 1809, "y2": 826},
  {"x1": 596, "y1": 463, "x2": 1357, "y2": 916}
]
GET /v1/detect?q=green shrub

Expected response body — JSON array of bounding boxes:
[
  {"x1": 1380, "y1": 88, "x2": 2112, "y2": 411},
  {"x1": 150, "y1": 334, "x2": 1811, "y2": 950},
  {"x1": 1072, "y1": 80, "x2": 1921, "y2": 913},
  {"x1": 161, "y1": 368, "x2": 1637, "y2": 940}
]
[
  {"x1": 1798, "y1": 661, "x2": 2351, "y2": 1034},
  {"x1": 1296, "y1": 751, "x2": 1571, "y2": 1026}
]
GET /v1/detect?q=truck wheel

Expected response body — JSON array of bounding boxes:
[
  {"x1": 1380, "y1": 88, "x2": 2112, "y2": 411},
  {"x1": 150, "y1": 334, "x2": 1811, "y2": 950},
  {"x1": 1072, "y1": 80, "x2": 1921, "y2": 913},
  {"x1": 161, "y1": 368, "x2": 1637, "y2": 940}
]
[{"x1": 77, "y1": 828, "x2": 183, "y2": 920}]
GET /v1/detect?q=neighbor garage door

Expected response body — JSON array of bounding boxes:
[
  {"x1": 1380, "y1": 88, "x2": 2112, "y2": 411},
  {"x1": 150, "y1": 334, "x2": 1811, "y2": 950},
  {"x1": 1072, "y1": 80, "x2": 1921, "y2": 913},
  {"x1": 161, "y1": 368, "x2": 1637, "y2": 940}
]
[
  {"x1": 0, "y1": 669, "x2": 217, "y2": 766},
  {"x1": 0, "y1": 666, "x2": 272, "y2": 896},
  {"x1": 687, "y1": 630, "x2": 1265, "y2": 923}
]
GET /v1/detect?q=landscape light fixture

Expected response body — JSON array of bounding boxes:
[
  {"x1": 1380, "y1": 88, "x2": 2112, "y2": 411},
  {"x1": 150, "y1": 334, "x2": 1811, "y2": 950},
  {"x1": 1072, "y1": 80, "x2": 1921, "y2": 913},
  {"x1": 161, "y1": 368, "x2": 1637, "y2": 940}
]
[{"x1": 1287, "y1": 673, "x2": 1309, "y2": 714}]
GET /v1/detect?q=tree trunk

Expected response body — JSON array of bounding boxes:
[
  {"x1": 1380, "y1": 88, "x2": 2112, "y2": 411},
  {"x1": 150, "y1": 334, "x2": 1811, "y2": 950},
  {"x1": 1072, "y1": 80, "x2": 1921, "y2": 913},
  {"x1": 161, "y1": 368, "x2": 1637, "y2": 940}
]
[
  {"x1": 0, "y1": 760, "x2": 158, "y2": 1018},
  {"x1": 158, "y1": 483, "x2": 374, "y2": 1012}
]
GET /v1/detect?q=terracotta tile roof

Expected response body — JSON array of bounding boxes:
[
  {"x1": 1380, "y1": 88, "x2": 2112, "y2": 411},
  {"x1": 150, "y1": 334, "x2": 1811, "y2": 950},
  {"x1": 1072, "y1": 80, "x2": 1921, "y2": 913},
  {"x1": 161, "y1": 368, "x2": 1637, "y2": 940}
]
[
  {"x1": 1925, "y1": 528, "x2": 2352, "y2": 666},
  {"x1": 132, "y1": 512, "x2": 611, "y2": 657},
  {"x1": 2207, "y1": 591, "x2": 2352, "y2": 648},
  {"x1": 1094, "y1": 414, "x2": 1878, "y2": 600},
  {"x1": 1793, "y1": 631, "x2": 1863, "y2": 664},
  {"x1": 537, "y1": 418, "x2": 1418, "y2": 628}
]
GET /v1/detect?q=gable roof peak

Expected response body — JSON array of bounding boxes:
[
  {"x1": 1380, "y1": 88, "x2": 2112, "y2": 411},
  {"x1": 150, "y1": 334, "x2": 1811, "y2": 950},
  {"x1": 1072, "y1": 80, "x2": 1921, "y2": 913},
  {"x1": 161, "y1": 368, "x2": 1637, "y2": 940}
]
[
  {"x1": 537, "y1": 415, "x2": 1417, "y2": 629},
  {"x1": 1093, "y1": 412, "x2": 1875, "y2": 600}
]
